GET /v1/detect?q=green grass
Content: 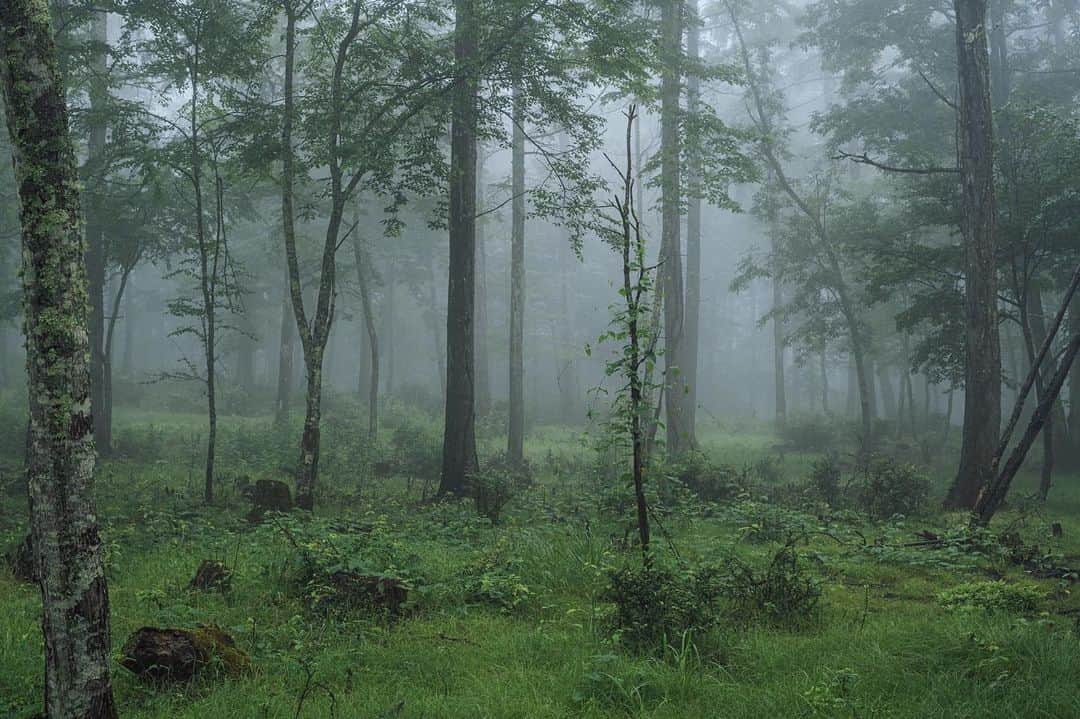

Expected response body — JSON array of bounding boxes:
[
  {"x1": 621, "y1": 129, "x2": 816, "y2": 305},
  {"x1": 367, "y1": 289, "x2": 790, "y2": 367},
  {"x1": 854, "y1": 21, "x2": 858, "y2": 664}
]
[{"x1": 3, "y1": 402, "x2": 1080, "y2": 718}]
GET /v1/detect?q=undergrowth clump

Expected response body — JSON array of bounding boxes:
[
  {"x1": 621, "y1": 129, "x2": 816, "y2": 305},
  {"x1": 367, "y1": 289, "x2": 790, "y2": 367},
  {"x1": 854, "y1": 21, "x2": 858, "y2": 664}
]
[{"x1": 938, "y1": 580, "x2": 1046, "y2": 614}]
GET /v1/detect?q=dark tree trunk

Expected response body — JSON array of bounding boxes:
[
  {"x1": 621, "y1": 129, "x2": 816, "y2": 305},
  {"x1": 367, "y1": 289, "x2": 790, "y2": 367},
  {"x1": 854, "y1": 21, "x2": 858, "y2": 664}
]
[
  {"x1": 475, "y1": 153, "x2": 491, "y2": 418},
  {"x1": 0, "y1": 2, "x2": 119, "y2": 714},
  {"x1": 660, "y1": 0, "x2": 692, "y2": 456},
  {"x1": 507, "y1": 82, "x2": 526, "y2": 466},
  {"x1": 439, "y1": 0, "x2": 480, "y2": 496},
  {"x1": 1069, "y1": 298, "x2": 1080, "y2": 464},
  {"x1": 947, "y1": 0, "x2": 1002, "y2": 510}
]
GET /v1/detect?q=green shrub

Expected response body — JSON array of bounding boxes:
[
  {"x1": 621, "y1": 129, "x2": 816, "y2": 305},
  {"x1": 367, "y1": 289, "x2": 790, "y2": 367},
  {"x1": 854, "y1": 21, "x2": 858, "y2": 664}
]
[
  {"x1": 602, "y1": 564, "x2": 724, "y2": 652},
  {"x1": 805, "y1": 453, "x2": 842, "y2": 506},
  {"x1": 937, "y1": 580, "x2": 1045, "y2": 613},
  {"x1": 853, "y1": 456, "x2": 930, "y2": 520}
]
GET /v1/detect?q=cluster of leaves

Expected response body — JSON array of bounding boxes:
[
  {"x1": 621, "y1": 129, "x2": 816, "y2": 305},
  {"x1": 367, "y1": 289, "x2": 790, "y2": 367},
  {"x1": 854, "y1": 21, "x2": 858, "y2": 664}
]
[
  {"x1": 937, "y1": 580, "x2": 1046, "y2": 614},
  {"x1": 459, "y1": 540, "x2": 532, "y2": 613}
]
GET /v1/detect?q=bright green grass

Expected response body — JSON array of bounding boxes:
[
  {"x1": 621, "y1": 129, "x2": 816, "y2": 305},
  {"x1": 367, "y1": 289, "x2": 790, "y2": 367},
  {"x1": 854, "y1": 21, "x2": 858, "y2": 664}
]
[{"x1": 3, "y1": 405, "x2": 1080, "y2": 719}]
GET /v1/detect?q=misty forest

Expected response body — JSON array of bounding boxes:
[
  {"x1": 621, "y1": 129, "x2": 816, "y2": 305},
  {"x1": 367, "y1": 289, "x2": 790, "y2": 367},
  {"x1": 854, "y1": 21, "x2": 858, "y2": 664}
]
[{"x1": 6, "y1": 0, "x2": 1080, "y2": 717}]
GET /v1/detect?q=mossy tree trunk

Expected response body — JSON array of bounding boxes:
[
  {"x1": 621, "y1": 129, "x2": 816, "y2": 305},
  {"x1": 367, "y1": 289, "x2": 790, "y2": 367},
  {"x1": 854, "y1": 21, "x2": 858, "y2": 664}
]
[{"x1": 0, "y1": 1, "x2": 118, "y2": 715}]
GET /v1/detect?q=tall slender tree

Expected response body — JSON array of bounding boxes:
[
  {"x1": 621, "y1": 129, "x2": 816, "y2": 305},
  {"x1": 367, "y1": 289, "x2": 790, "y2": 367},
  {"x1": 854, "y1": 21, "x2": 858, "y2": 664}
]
[{"x1": 440, "y1": 0, "x2": 481, "y2": 495}]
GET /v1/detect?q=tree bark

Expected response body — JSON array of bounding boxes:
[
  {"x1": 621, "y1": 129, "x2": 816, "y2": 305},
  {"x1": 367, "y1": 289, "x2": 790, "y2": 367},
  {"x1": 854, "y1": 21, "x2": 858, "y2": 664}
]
[
  {"x1": 475, "y1": 152, "x2": 491, "y2": 418},
  {"x1": 684, "y1": 0, "x2": 702, "y2": 436},
  {"x1": 507, "y1": 82, "x2": 526, "y2": 466},
  {"x1": 0, "y1": 2, "x2": 118, "y2": 714},
  {"x1": 439, "y1": 0, "x2": 480, "y2": 496},
  {"x1": 660, "y1": 0, "x2": 692, "y2": 456},
  {"x1": 352, "y1": 230, "x2": 379, "y2": 440},
  {"x1": 947, "y1": 0, "x2": 1002, "y2": 510},
  {"x1": 274, "y1": 263, "x2": 296, "y2": 426}
]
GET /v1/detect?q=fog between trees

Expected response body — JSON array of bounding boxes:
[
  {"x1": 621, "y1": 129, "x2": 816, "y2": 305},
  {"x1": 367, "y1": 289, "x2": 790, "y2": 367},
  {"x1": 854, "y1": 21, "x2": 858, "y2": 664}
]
[{"x1": 3, "y1": 1, "x2": 1080, "y2": 717}]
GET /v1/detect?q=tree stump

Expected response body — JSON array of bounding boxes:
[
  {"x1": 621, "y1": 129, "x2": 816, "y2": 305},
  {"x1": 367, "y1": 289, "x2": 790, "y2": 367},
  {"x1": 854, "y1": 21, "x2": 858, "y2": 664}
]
[{"x1": 120, "y1": 626, "x2": 249, "y2": 682}]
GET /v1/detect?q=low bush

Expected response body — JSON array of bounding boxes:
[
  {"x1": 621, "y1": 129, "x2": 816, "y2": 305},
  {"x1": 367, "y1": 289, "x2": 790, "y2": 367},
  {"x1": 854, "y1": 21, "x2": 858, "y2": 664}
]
[
  {"x1": 603, "y1": 564, "x2": 724, "y2": 652},
  {"x1": 852, "y1": 456, "x2": 930, "y2": 520}
]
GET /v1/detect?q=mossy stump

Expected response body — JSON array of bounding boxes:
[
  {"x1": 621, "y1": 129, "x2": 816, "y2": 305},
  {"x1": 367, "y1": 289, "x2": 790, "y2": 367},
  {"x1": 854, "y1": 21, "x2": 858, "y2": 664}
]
[{"x1": 120, "y1": 626, "x2": 249, "y2": 682}]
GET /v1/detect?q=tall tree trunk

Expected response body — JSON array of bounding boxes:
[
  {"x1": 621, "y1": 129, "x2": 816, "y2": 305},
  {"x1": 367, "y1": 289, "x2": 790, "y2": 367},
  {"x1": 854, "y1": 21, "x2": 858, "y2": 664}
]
[
  {"x1": 660, "y1": 0, "x2": 692, "y2": 456},
  {"x1": 767, "y1": 171, "x2": 787, "y2": 426},
  {"x1": 122, "y1": 280, "x2": 135, "y2": 375},
  {"x1": 274, "y1": 263, "x2": 295, "y2": 426},
  {"x1": 439, "y1": 0, "x2": 480, "y2": 496},
  {"x1": 507, "y1": 82, "x2": 526, "y2": 466},
  {"x1": 352, "y1": 229, "x2": 379, "y2": 440},
  {"x1": 947, "y1": 0, "x2": 1002, "y2": 510},
  {"x1": 86, "y1": 9, "x2": 109, "y2": 455},
  {"x1": 102, "y1": 269, "x2": 131, "y2": 458},
  {"x1": 684, "y1": 0, "x2": 702, "y2": 436},
  {"x1": 1069, "y1": 299, "x2": 1080, "y2": 464},
  {"x1": 428, "y1": 252, "x2": 447, "y2": 397},
  {"x1": 384, "y1": 257, "x2": 396, "y2": 395},
  {"x1": 820, "y1": 352, "x2": 829, "y2": 413},
  {"x1": 475, "y1": 152, "x2": 491, "y2": 417},
  {"x1": 0, "y1": 2, "x2": 119, "y2": 713}
]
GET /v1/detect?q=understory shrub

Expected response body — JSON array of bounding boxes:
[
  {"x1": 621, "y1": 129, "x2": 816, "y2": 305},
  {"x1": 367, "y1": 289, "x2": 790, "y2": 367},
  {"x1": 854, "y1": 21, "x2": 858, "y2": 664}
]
[
  {"x1": 853, "y1": 456, "x2": 930, "y2": 520},
  {"x1": 603, "y1": 564, "x2": 724, "y2": 652}
]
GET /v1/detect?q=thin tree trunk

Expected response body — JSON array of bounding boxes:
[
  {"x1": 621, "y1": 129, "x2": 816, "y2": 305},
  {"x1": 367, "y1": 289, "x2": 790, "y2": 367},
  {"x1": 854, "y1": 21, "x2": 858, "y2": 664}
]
[
  {"x1": 507, "y1": 82, "x2": 526, "y2": 466},
  {"x1": 976, "y1": 328, "x2": 1080, "y2": 524},
  {"x1": 274, "y1": 263, "x2": 295, "y2": 426},
  {"x1": 428, "y1": 252, "x2": 447, "y2": 397},
  {"x1": 440, "y1": 0, "x2": 480, "y2": 496},
  {"x1": 820, "y1": 351, "x2": 829, "y2": 414},
  {"x1": 684, "y1": 0, "x2": 702, "y2": 437},
  {"x1": 384, "y1": 257, "x2": 396, "y2": 395},
  {"x1": 0, "y1": 2, "x2": 119, "y2": 713},
  {"x1": 352, "y1": 229, "x2": 380, "y2": 440},
  {"x1": 947, "y1": 0, "x2": 1002, "y2": 510}
]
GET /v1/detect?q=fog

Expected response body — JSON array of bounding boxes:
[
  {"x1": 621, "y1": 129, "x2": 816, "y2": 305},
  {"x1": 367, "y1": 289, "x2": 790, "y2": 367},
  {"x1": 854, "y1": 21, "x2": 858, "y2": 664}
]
[{"x1": 2, "y1": 1, "x2": 1079, "y2": 716}]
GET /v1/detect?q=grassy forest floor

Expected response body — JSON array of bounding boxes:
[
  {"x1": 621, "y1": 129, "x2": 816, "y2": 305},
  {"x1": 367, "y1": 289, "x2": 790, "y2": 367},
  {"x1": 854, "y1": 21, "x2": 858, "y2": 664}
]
[{"x1": 3, "y1": 397, "x2": 1080, "y2": 718}]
